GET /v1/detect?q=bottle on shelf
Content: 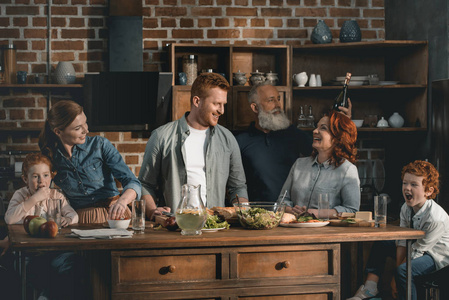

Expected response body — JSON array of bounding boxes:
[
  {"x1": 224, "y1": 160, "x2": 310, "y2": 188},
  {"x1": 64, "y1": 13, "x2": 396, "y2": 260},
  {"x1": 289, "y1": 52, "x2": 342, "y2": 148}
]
[
  {"x1": 307, "y1": 105, "x2": 315, "y2": 127},
  {"x1": 333, "y1": 72, "x2": 351, "y2": 112},
  {"x1": 297, "y1": 105, "x2": 307, "y2": 128}
]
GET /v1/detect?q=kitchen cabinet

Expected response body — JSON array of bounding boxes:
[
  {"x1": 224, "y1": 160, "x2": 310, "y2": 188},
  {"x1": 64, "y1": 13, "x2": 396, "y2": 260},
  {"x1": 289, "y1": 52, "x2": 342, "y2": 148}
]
[
  {"x1": 168, "y1": 44, "x2": 290, "y2": 130},
  {"x1": 111, "y1": 244, "x2": 339, "y2": 299},
  {"x1": 169, "y1": 41, "x2": 427, "y2": 132},
  {"x1": 291, "y1": 41, "x2": 428, "y2": 132}
]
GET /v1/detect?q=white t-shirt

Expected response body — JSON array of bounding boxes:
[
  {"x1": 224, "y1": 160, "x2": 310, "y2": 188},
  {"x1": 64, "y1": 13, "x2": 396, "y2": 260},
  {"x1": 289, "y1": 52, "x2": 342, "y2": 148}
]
[{"x1": 185, "y1": 126, "x2": 209, "y2": 205}]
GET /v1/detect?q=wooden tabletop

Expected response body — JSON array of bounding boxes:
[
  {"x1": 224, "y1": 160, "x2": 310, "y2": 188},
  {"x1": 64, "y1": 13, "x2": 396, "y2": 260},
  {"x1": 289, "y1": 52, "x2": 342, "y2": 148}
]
[{"x1": 8, "y1": 223, "x2": 424, "y2": 252}]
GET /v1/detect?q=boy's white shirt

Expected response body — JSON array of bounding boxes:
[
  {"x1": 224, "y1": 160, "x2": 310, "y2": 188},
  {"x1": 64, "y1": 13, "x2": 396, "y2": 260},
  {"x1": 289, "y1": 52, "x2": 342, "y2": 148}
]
[
  {"x1": 4, "y1": 186, "x2": 79, "y2": 225},
  {"x1": 398, "y1": 199, "x2": 449, "y2": 270}
]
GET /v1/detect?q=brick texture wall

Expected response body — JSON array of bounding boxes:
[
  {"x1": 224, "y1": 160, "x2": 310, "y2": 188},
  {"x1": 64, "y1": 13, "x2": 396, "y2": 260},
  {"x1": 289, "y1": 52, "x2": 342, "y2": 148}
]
[{"x1": 0, "y1": 0, "x2": 385, "y2": 200}]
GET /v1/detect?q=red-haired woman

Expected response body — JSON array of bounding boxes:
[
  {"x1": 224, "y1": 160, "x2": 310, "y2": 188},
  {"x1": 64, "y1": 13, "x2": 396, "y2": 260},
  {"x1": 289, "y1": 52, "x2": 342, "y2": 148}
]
[{"x1": 280, "y1": 110, "x2": 360, "y2": 218}]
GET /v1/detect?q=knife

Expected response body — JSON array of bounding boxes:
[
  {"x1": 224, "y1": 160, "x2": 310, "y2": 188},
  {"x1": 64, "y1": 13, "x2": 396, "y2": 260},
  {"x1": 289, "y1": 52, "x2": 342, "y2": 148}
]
[{"x1": 162, "y1": 211, "x2": 175, "y2": 217}]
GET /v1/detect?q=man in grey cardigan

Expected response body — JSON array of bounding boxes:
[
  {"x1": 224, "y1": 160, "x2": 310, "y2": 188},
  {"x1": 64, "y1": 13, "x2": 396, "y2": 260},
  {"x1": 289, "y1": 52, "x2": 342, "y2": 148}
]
[{"x1": 139, "y1": 73, "x2": 248, "y2": 219}]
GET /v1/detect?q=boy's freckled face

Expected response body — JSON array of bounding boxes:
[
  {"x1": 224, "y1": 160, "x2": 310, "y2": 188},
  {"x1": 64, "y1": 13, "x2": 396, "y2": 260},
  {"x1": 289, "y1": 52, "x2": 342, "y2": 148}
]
[
  {"x1": 23, "y1": 163, "x2": 52, "y2": 194},
  {"x1": 402, "y1": 173, "x2": 433, "y2": 211}
]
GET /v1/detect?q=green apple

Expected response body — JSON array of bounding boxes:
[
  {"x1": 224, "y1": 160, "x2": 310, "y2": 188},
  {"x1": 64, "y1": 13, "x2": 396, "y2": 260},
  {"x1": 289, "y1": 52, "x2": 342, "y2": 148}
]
[{"x1": 28, "y1": 217, "x2": 47, "y2": 236}]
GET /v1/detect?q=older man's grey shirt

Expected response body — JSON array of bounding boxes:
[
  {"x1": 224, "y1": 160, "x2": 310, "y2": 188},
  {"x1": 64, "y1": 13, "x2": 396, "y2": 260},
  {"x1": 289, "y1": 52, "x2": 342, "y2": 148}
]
[
  {"x1": 139, "y1": 114, "x2": 248, "y2": 210},
  {"x1": 280, "y1": 156, "x2": 360, "y2": 213}
]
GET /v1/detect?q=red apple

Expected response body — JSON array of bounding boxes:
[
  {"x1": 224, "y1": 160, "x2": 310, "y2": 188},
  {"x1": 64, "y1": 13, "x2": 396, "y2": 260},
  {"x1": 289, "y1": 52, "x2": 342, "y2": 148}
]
[
  {"x1": 39, "y1": 221, "x2": 59, "y2": 238},
  {"x1": 28, "y1": 217, "x2": 47, "y2": 236},
  {"x1": 23, "y1": 215, "x2": 38, "y2": 234}
]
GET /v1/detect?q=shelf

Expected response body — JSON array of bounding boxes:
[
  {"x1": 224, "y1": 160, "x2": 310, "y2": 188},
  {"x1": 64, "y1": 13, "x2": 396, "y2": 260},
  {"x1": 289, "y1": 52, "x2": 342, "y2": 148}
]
[
  {"x1": 0, "y1": 84, "x2": 83, "y2": 89},
  {"x1": 292, "y1": 84, "x2": 427, "y2": 91},
  {"x1": 298, "y1": 127, "x2": 427, "y2": 132},
  {"x1": 294, "y1": 40, "x2": 428, "y2": 51},
  {"x1": 0, "y1": 127, "x2": 42, "y2": 132}
]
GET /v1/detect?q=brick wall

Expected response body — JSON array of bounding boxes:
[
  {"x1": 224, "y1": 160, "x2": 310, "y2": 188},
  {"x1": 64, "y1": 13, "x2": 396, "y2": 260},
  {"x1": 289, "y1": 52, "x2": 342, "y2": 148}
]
[{"x1": 0, "y1": 0, "x2": 385, "y2": 200}]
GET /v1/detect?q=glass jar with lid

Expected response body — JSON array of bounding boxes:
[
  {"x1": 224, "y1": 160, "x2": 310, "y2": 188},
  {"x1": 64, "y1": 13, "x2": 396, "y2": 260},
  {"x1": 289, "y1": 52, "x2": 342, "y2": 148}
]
[{"x1": 182, "y1": 55, "x2": 198, "y2": 85}]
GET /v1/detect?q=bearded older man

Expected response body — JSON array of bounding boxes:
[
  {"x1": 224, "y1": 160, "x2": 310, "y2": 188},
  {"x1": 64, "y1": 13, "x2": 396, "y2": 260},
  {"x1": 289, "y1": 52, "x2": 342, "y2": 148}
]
[{"x1": 236, "y1": 82, "x2": 352, "y2": 203}]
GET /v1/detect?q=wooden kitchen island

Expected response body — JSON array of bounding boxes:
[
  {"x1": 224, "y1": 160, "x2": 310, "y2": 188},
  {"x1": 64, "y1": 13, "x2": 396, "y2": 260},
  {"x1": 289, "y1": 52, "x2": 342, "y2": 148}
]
[{"x1": 8, "y1": 224, "x2": 424, "y2": 300}]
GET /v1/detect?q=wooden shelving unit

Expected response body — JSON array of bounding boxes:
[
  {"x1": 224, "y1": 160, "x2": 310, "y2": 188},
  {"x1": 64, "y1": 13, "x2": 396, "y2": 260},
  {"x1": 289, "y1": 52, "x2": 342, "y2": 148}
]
[
  {"x1": 291, "y1": 41, "x2": 428, "y2": 131},
  {"x1": 168, "y1": 41, "x2": 428, "y2": 133}
]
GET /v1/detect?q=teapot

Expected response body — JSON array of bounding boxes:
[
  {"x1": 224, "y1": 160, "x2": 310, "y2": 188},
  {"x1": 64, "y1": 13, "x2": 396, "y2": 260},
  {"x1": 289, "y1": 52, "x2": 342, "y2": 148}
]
[
  {"x1": 233, "y1": 70, "x2": 247, "y2": 86},
  {"x1": 293, "y1": 72, "x2": 308, "y2": 87},
  {"x1": 249, "y1": 70, "x2": 266, "y2": 86},
  {"x1": 265, "y1": 71, "x2": 279, "y2": 86}
]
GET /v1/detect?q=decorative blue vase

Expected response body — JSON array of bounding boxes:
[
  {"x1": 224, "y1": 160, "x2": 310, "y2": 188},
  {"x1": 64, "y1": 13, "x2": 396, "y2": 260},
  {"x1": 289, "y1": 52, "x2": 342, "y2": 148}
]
[
  {"x1": 311, "y1": 20, "x2": 333, "y2": 44},
  {"x1": 178, "y1": 72, "x2": 187, "y2": 85},
  {"x1": 339, "y1": 20, "x2": 362, "y2": 43}
]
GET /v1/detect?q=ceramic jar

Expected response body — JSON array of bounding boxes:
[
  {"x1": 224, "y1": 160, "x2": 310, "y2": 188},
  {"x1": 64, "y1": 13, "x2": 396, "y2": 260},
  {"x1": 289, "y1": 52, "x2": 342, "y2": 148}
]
[
  {"x1": 388, "y1": 112, "x2": 404, "y2": 128},
  {"x1": 265, "y1": 71, "x2": 279, "y2": 86},
  {"x1": 311, "y1": 20, "x2": 333, "y2": 44},
  {"x1": 293, "y1": 72, "x2": 308, "y2": 87},
  {"x1": 54, "y1": 62, "x2": 76, "y2": 84},
  {"x1": 233, "y1": 70, "x2": 247, "y2": 86},
  {"x1": 340, "y1": 20, "x2": 362, "y2": 43},
  {"x1": 377, "y1": 117, "x2": 389, "y2": 128},
  {"x1": 249, "y1": 70, "x2": 265, "y2": 86}
]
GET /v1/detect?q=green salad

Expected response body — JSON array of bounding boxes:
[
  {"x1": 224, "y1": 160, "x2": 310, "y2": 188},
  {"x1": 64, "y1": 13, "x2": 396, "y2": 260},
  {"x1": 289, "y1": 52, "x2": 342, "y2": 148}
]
[
  {"x1": 203, "y1": 214, "x2": 230, "y2": 229},
  {"x1": 238, "y1": 207, "x2": 282, "y2": 229}
]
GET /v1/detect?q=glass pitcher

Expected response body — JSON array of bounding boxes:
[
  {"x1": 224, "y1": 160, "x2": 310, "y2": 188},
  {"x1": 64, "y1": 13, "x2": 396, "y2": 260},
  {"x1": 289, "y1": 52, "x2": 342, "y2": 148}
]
[{"x1": 175, "y1": 184, "x2": 207, "y2": 236}]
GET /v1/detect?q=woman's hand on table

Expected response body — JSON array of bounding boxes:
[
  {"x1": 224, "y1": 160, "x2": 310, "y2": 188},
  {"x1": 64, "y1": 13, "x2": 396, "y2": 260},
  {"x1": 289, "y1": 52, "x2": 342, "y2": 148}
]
[
  {"x1": 291, "y1": 205, "x2": 307, "y2": 215},
  {"x1": 108, "y1": 199, "x2": 129, "y2": 220}
]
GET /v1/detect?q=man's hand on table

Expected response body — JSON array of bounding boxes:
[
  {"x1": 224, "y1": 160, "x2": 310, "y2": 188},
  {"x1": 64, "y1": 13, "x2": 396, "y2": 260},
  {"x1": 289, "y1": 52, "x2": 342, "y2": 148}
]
[{"x1": 149, "y1": 206, "x2": 171, "y2": 221}]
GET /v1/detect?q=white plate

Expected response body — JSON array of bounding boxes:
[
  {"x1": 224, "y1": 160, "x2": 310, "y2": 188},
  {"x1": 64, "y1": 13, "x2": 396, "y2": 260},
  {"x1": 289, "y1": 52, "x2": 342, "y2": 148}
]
[
  {"x1": 280, "y1": 221, "x2": 330, "y2": 228},
  {"x1": 336, "y1": 76, "x2": 369, "y2": 81},
  {"x1": 378, "y1": 81, "x2": 399, "y2": 85},
  {"x1": 202, "y1": 227, "x2": 226, "y2": 232}
]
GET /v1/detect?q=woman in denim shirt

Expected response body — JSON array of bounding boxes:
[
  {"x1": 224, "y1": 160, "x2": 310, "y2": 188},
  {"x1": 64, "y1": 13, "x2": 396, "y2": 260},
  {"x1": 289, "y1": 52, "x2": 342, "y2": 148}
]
[
  {"x1": 39, "y1": 100, "x2": 141, "y2": 223},
  {"x1": 280, "y1": 110, "x2": 360, "y2": 218}
]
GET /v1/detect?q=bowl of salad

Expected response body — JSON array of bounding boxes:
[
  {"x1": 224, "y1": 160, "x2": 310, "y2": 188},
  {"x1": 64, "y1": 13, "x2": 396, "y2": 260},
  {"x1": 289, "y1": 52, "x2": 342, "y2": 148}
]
[{"x1": 233, "y1": 202, "x2": 285, "y2": 230}]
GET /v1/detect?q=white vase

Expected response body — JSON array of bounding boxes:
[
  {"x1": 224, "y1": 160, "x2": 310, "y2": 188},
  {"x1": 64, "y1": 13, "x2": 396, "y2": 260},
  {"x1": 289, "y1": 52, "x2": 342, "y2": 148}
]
[
  {"x1": 388, "y1": 112, "x2": 404, "y2": 128},
  {"x1": 309, "y1": 74, "x2": 317, "y2": 87},
  {"x1": 293, "y1": 72, "x2": 308, "y2": 87},
  {"x1": 54, "y1": 62, "x2": 76, "y2": 84}
]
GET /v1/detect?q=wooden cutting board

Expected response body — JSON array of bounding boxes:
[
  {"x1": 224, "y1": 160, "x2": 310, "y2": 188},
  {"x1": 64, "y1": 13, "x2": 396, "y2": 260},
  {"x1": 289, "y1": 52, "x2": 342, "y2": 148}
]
[{"x1": 328, "y1": 219, "x2": 375, "y2": 227}]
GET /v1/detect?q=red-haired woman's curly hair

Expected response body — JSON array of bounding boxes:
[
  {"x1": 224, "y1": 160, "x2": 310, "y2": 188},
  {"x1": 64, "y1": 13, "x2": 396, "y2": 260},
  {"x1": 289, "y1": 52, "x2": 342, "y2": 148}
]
[
  {"x1": 401, "y1": 160, "x2": 440, "y2": 199},
  {"x1": 312, "y1": 110, "x2": 358, "y2": 167}
]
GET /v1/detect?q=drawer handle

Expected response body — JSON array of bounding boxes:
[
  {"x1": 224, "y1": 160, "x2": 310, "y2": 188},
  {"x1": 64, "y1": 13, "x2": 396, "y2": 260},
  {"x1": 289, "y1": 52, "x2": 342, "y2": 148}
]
[
  {"x1": 282, "y1": 261, "x2": 290, "y2": 269},
  {"x1": 168, "y1": 265, "x2": 176, "y2": 273}
]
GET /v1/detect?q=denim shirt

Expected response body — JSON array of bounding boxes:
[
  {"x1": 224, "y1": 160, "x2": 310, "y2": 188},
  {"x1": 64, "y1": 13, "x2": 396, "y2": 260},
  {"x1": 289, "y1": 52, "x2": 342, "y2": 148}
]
[
  {"x1": 139, "y1": 113, "x2": 248, "y2": 211},
  {"x1": 279, "y1": 156, "x2": 360, "y2": 213},
  {"x1": 53, "y1": 135, "x2": 142, "y2": 210}
]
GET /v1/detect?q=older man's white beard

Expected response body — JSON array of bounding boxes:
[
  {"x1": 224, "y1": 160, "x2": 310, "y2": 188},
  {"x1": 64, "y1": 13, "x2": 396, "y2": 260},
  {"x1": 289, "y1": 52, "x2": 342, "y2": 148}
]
[{"x1": 258, "y1": 108, "x2": 291, "y2": 131}]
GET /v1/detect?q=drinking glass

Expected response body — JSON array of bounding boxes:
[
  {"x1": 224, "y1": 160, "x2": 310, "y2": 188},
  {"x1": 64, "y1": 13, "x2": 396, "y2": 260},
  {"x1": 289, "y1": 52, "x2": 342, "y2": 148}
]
[
  {"x1": 374, "y1": 195, "x2": 387, "y2": 227},
  {"x1": 132, "y1": 199, "x2": 146, "y2": 233},
  {"x1": 318, "y1": 193, "x2": 329, "y2": 220},
  {"x1": 47, "y1": 198, "x2": 62, "y2": 232}
]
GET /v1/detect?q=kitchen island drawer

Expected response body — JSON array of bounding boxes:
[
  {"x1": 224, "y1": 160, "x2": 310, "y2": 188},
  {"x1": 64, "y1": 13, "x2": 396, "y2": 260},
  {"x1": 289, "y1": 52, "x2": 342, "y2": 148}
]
[
  {"x1": 111, "y1": 249, "x2": 227, "y2": 293},
  {"x1": 233, "y1": 244, "x2": 339, "y2": 282}
]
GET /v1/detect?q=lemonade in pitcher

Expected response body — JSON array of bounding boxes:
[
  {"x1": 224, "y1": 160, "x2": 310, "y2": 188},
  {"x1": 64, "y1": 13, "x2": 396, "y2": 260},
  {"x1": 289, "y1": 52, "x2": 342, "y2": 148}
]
[{"x1": 175, "y1": 184, "x2": 207, "y2": 235}]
